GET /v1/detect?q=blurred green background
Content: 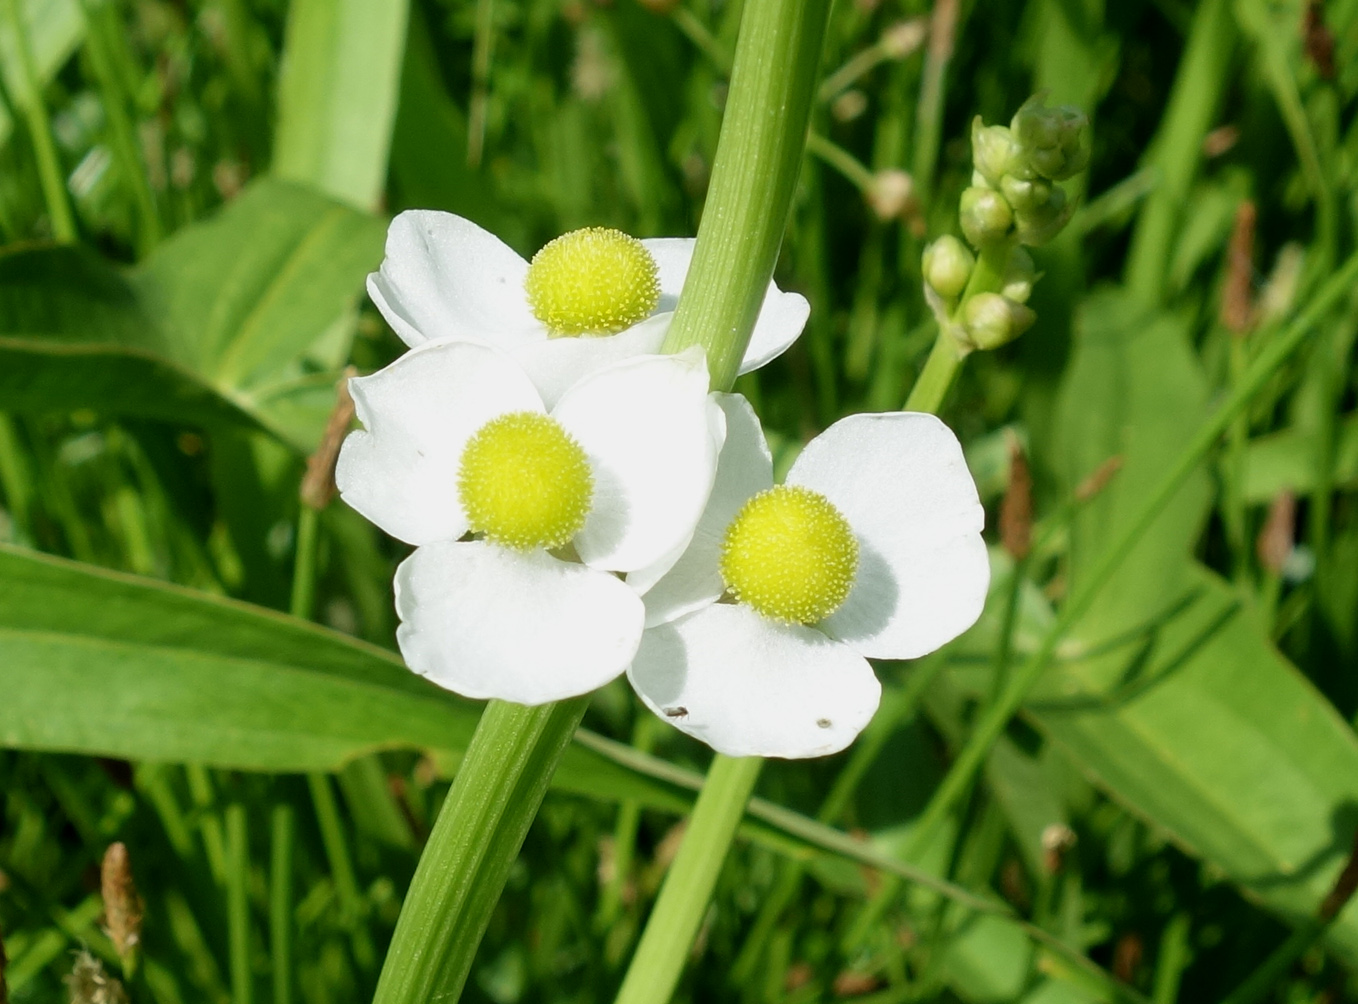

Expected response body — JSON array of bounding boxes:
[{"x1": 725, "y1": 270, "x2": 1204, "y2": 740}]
[{"x1": 3, "y1": 0, "x2": 1358, "y2": 1002}]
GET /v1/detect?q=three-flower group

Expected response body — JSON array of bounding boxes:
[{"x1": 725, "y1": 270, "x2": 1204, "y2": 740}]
[{"x1": 337, "y1": 211, "x2": 991, "y2": 758}]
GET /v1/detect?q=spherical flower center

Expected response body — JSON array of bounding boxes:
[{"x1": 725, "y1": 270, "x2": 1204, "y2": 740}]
[
  {"x1": 524, "y1": 227, "x2": 660, "y2": 337},
  {"x1": 719, "y1": 485, "x2": 859, "y2": 625},
  {"x1": 458, "y1": 412, "x2": 593, "y2": 551}
]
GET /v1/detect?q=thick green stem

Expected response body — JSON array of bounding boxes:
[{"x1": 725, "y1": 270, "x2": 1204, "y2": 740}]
[
  {"x1": 610, "y1": 1, "x2": 831, "y2": 1001},
  {"x1": 613, "y1": 755, "x2": 763, "y2": 1004},
  {"x1": 372, "y1": 697, "x2": 589, "y2": 1004},
  {"x1": 660, "y1": 0, "x2": 832, "y2": 392}
]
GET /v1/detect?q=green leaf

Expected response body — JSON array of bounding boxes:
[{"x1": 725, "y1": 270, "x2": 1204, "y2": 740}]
[
  {"x1": 0, "y1": 178, "x2": 385, "y2": 449},
  {"x1": 132, "y1": 177, "x2": 386, "y2": 392},
  {"x1": 1033, "y1": 564, "x2": 1358, "y2": 963},
  {"x1": 1041, "y1": 289, "x2": 1358, "y2": 964},
  {"x1": 0, "y1": 542, "x2": 479, "y2": 771},
  {"x1": 0, "y1": 245, "x2": 264, "y2": 432},
  {"x1": 1242, "y1": 414, "x2": 1358, "y2": 503},
  {"x1": 273, "y1": 0, "x2": 410, "y2": 211}
]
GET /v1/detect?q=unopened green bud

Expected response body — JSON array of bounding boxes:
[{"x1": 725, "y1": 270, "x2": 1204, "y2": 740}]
[
  {"x1": 971, "y1": 118, "x2": 1024, "y2": 187},
  {"x1": 1000, "y1": 246, "x2": 1037, "y2": 303},
  {"x1": 1011, "y1": 95, "x2": 1089, "y2": 181},
  {"x1": 959, "y1": 187, "x2": 1013, "y2": 247},
  {"x1": 1013, "y1": 186, "x2": 1070, "y2": 246},
  {"x1": 922, "y1": 235, "x2": 975, "y2": 299},
  {"x1": 963, "y1": 292, "x2": 1035, "y2": 350},
  {"x1": 999, "y1": 173, "x2": 1054, "y2": 216}
]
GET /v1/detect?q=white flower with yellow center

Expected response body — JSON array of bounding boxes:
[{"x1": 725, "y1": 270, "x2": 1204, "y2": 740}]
[
  {"x1": 335, "y1": 341, "x2": 724, "y2": 704},
  {"x1": 627, "y1": 397, "x2": 989, "y2": 758},
  {"x1": 365, "y1": 211, "x2": 810, "y2": 406}
]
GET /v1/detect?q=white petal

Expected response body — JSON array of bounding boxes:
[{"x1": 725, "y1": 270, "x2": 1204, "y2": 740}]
[
  {"x1": 628, "y1": 604, "x2": 881, "y2": 758},
  {"x1": 510, "y1": 313, "x2": 671, "y2": 409},
  {"x1": 395, "y1": 540, "x2": 644, "y2": 704},
  {"x1": 553, "y1": 349, "x2": 724, "y2": 573},
  {"x1": 631, "y1": 393, "x2": 773, "y2": 626},
  {"x1": 786, "y1": 412, "x2": 989, "y2": 659},
  {"x1": 336, "y1": 341, "x2": 544, "y2": 545},
  {"x1": 367, "y1": 210, "x2": 543, "y2": 349},
  {"x1": 641, "y1": 238, "x2": 809, "y2": 374}
]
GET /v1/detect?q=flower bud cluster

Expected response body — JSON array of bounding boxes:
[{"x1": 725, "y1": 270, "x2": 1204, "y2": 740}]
[
  {"x1": 961, "y1": 95, "x2": 1087, "y2": 250},
  {"x1": 922, "y1": 94, "x2": 1088, "y2": 352}
]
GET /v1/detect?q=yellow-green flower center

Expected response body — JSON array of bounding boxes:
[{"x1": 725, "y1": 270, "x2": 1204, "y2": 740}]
[
  {"x1": 524, "y1": 227, "x2": 661, "y2": 337},
  {"x1": 457, "y1": 412, "x2": 593, "y2": 551},
  {"x1": 719, "y1": 486, "x2": 859, "y2": 625}
]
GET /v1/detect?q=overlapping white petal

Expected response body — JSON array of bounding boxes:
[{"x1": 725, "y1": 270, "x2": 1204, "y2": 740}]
[
  {"x1": 396, "y1": 541, "x2": 644, "y2": 704},
  {"x1": 786, "y1": 413, "x2": 989, "y2": 659},
  {"x1": 511, "y1": 314, "x2": 670, "y2": 410},
  {"x1": 641, "y1": 238, "x2": 811, "y2": 374},
  {"x1": 630, "y1": 394, "x2": 773, "y2": 626},
  {"x1": 628, "y1": 603, "x2": 881, "y2": 758},
  {"x1": 336, "y1": 341, "x2": 543, "y2": 546},
  {"x1": 555, "y1": 348, "x2": 725, "y2": 573},
  {"x1": 367, "y1": 211, "x2": 541, "y2": 349}
]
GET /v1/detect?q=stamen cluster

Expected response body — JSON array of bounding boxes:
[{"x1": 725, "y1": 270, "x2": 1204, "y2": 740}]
[{"x1": 719, "y1": 485, "x2": 859, "y2": 625}]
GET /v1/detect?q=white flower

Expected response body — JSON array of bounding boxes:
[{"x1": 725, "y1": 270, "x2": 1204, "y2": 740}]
[
  {"x1": 627, "y1": 396, "x2": 989, "y2": 759},
  {"x1": 336, "y1": 340, "x2": 725, "y2": 705},
  {"x1": 365, "y1": 211, "x2": 811, "y2": 406}
]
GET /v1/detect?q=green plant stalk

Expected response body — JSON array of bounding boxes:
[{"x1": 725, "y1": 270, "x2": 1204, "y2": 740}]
[
  {"x1": 227, "y1": 803, "x2": 253, "y2": 1004},
  {"x1": 613, "y1": 756, "x2": 763, "y2": 1004},
  {"x1": 269, "y1": 803, "x2": 295, "y2": 1004},
  {"x1": 1123, "y1": 0, "x2": 1233, "y2": 305},
  {"x1": 607, "y1": 2, "x2": 830, "y2": 1000},
  {"x1": 78, "y1": 0, "x2": 161, "y2": 253},
  {"x1": 660, "y1": 0, "x2": 832, "y2": 390},
  {"x1": 371, "y1": 696, "x2": 589, "y2": 1004},
  {"x1": 904, "y1": 333, "x2": 962, "y2": 412},
  {"x1": 910, "y1": 0, "x2": 959, "y2": 204},
  {"x1": 290, "y1": 506, "x2": 320, "y2": 621},
  {"x1": 2, "y1": 0, "x2": 76, "y2": 243},
  {"x1": 306, "y1": 772, "x2": 376, "y2": 969},
  {"x1": 847, "y1": 249, "x2": 1358, "y2": 945}
]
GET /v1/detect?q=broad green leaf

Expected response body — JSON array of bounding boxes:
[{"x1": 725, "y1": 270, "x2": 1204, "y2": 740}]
[
  {"x1": 132, "y1": 177, "x2": 385, "y2": 391},
  {"x1": 0, "y1": 245, "x2": 263, "y2": 432},
  {"x1": 0, "y1": 543, "x2": 1139, "y2": 999},
  {"x1": 1242, "y1": 414, "x2": 1358, "y2": 502},
  {"x1": 273, "y1": 0, "x2": 409, "y2": 211},
  {"x1": 1054, "y1": 291, "x2": 1212, "y2": 640},
  {"x1": 0, "y1": 542, "x2": 479, "y2": 771},
  {"x1": 0, "y1": 0, "x2": 82, "y2": 148},
  {"x1": 1040, "y1": 289, "x2": 1358, "y2": 963},
  {"x1": 1032, "y1": 564, "x2": 1358, "y2": 962}
]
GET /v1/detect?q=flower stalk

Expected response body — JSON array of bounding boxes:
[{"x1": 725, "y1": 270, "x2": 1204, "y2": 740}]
[{"x1": 612, "y1": 0, "x2": 831, "y2": 1000}]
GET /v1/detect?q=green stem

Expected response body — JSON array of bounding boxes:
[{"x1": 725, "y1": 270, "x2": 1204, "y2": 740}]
[
  {"x1": 903, "y1": 333, "x2": 962, "y2": 412},
  {"x1": 609, "y1": 2, "x2": 831, "y2": 1000},
  {"x1": 78, "y1": 0, "x2": 161, "y2": 253},
  {"x1": 372, "y1": 697, "x2": 589, "y2": 1004},
  {"x1": 227, "y1": 803, "x2": 253, "y2": 1004},
  {"x1": 2, "y1": 0, "x2": 76, "y2": 242},
  {"x1": 269, "y1": 804, "x2": 295, "y2": 1004},
  {"x1": 306, "y1": 772, "x2": 375, "y2": 969},
  {"x1": 660, "y1": 0, "x2": 832, "y2": 391},
  {"x1": 290, "y1": 506, "x2": 320, "y2": 621},
  {"x1": 613, "y1": 755, "x2": 763, "y2": 1004}
]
